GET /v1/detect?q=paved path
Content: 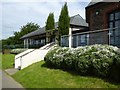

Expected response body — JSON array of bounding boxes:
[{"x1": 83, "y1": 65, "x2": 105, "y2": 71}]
[
  {"x1": 2, "y1": 70, "x2": 25, "y2": 89},
  {"x1": 5, "y1": 68, "x2": 18, "y2": 75}
]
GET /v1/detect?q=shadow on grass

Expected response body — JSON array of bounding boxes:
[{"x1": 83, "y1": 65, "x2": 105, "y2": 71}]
[{"x1": 41, "y1": 62, "x2": 120, "y2": 87}]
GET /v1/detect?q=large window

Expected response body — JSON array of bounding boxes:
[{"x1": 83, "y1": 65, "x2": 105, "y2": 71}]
[
  {"x1": 72, "y1": 34, "x2": 88, "y2": 48},
  {"x1": 109, "y1": 10, "x2": 120, "y2": 47}
]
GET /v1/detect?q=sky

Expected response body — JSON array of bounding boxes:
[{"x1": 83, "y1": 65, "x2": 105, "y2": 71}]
[{"x1": 1, "y1": 0, "x2": 91, "y2": 40}]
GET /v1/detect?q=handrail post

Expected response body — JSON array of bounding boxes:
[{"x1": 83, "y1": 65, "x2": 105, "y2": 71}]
[{"x1": 69, "y1": 28, "x2": 72, "y2": 48}]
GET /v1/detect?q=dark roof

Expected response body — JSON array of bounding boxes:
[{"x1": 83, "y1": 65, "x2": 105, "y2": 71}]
[
  {"x1": 87, "y1": 0, "x2": 120, "y2": 7},
  {"x1": 21, "y1": 14, "x2": 88, "y2": 39},
  {"x1": 70, "y1": 14, "x2": 88, "y2": 27},
  {"x1": 21, "y1": 27, "x2": 46, "y2": 39},
  {"x1": 87, "y1": 0, "x2": 103, "y2": 7}
]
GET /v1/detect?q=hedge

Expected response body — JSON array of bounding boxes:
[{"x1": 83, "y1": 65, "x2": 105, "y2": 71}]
[
  {"x1": 44, "y1": 44, "x2": 120, "y2": 82},
  {"x1": 10, "y1": 48, "x2": 27, "y2": 54}
]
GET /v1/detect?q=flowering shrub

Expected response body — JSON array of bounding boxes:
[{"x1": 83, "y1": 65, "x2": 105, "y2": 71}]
[
  {"x1": 44, "y1": 44, "x2": 120, "y2": 82},
  {"x1": 10, "y1": 48, "x2": 27, "y2": 54}
]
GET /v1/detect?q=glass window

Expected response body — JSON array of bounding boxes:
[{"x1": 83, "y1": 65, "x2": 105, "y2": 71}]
[
  {"x1": 109, "y1": 13, "x2": 114, "y2": 21},
  {"x1": 115, "y1": 21, "x2": 120, "y2": 28},
  {"x1": 72, "y1": 35, "x2": 77, "y2": 48},
  {"x1": 115, "y1": 12, "x2": 120, "y2": 20},
  {"x1": 78, "y1": 35, "x2": 81, "y2": 46},
  {"x1": 115, "y1": 37, "x2": 120, "y2": 45},
  {"x1": 109, "y1": 11, "x2": 120, "y2": 47},
  {"x1": 61, "y1": 36, "x2": 69, "y2": 47},
  {"x1": 81, "y1": 35, "x2": 86, "y2": 43},
  {"x1": 110, "y1": 37, "x2": 114, "y2": 45},
  {"x1": 109, "y1": 22, "x2": 113, "y2": 28}
]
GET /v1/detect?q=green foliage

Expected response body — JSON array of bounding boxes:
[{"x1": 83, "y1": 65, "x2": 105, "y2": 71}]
[
  {"x1": 46, "y1": 13, "x2": 55, "y2": 31},
  {"x1": 2, "y1": 22, "x2": 40, "y2": 49},
  {"x1": 44, "y1": 45, "x2": 120, "y2": 82},
  {"x1": 15, "y1": 22, "x2": 40, "y2": 43},
  {"x1": 2, "y1": 54, "x2": 15, "y2": 69},
  {"x1": 45, "y1": 13, "x2": 55, "y2": 43},
  {"x1": 58, "y1": 2, "x2": 70, "y2": 35}
]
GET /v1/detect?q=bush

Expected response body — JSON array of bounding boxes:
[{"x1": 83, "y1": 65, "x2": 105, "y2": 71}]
[
  {"x1": 10, "y1": 48, "x2": 27, "y2": 54},
  {"x1": 44, "y1": 44, "x2": 120, "y2": 82}
]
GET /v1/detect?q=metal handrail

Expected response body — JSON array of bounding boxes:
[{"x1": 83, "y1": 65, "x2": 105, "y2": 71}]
[
  {"x1": 15, "y1": 42, "x2": 55, "y2": 60},
  {"x1": 15, "y1": 49, "x2": 35, "y2": 60},
  {"x1": 61, "y1": 27, "x2": 120, "y2": 37}
]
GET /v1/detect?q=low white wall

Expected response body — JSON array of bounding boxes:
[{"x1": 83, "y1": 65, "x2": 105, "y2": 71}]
[
  {"x1": 15, "y1": 57, "x2": 21, "y2": 68},
  {"x1": 20, "y1": 49, "x2": 48, "y2": 69}
]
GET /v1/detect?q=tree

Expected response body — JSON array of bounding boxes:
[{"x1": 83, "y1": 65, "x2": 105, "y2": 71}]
[
  {"x1": 45, "y1": 13, "x2": 55, "y2": 43},
  {"x1": 58, "y1": 2, "x2": 70, "y2": 35},
  {"x1": 46, "y1": 13, "x2": 55, "y2": 31},
  {"x1": 20, "y1": 22, "x2": 40, "y2": 37},
  {"x1": 14, "y1": 22, "x2": 40, "y2": 44},
  {"x1": 2, "y1": 22, "x2": 40, "y2": 49}
]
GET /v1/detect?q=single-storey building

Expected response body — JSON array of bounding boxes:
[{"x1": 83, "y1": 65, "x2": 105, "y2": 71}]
[{"x1": 21, "y1": 14, "x2": 89, "y2": 48}]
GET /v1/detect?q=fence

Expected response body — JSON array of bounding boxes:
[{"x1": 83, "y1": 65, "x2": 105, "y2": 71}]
[{"x1": 61, "y1": 27, "x2": 120, "y2": 48}]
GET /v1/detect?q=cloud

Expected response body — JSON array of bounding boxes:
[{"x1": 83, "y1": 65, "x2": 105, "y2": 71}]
[{"x1": 1, "y1": 1, "x2": 90, "y2": 39}]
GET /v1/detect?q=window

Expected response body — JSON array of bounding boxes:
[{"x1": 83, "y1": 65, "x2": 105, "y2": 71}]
[
  {"x1": 61, "y1": 36, "x2": 69, "y2": 47},
  {"x1": 81, "y1": 35, "x2": 86, "y2": 43},
  {"x1": 72, "y1": 35, "x2": 77, "y2": 48},
  {"x1": 115, "y1": 12, "x2": 120, "y2": 20},
  {"x1": 78, "y1": 34, "x2": 88, "y2": 46},
  {"x1": 109, "y1": 10, "x2": 120, "y2": 47},
  {"x1": 109, "y1": 13, "x2": 114, "y2": 21}
]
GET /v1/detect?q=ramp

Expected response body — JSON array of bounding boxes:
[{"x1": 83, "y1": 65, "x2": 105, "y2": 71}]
[{"x1": 15, "y1": 42, "x2": 55, "y2": 70}]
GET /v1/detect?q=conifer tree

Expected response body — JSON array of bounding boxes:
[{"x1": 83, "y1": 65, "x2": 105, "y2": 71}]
[
  {"x1": 46, "y1": 13, "x2": 55, "y2": 31},
  {"x1": 58, "y1": 2, "x2": 70, "y2": 35},
  {"x1": 45, "y1": 13, "x2": 55, "y2": 43}
]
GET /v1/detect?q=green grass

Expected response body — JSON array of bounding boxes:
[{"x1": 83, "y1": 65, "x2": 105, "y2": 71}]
[
  {"x1": 2, "y1": 54, "x2": 15, "y2": 69},
  {"x1": 13, "y1": 61, "x2": 120, "y2": 88},
  {"x1": 0, "y1": 53, "x2": 2, "y2": 69}
]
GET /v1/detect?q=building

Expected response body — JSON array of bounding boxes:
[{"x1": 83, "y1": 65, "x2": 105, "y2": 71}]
[
  {"x1": 21, "y1": 14, "x2": 89, "y2": 48},
  {"x1": 86, "y1": 0, "x2": 120, "y2": 47},
  {"x1": 21, "y1": 1, "x2": 120, "y2": 48}
]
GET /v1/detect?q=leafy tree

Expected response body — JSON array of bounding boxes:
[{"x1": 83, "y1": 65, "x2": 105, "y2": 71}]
[
  {"x1": 2, "y1": 22, "x2": 40, "y2": 49},
  {"x1": 45, "y1": 13, "x2": 55, "y2": 43},
  {"x1": 20, "y1": 22, "x2": 40, "y2": 38},
  {"x1": 58, "y1": 2, "x2": 70, "y2": 35},
  {"x1": 15, "y1": 22, "x2": 40, "y2": 44}
]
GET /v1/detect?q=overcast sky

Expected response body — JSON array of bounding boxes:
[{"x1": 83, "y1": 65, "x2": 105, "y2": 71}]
[{"x1": 1, "y1": 0, "x2": 91, "y2": 40}]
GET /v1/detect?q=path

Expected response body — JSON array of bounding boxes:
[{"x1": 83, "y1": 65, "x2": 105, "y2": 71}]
[{"x1": 2, "y1": 70, "x2": 25, "y2": 89}]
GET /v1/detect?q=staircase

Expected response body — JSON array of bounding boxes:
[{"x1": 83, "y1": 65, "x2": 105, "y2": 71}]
[{"x1": 15, "y1": 42, "x2": 55, "y2": 70}]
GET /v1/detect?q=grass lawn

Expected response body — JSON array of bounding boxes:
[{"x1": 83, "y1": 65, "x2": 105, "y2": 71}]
[
  {"x1": 0, "y1": 53, "x2": 2, "y2": 69},
  {"x1": 2, "y1": 54, "x2": 15, "y2": 69},
  {"x1": 13, "y1": 61, "x2": 120, "y2": 88}
]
